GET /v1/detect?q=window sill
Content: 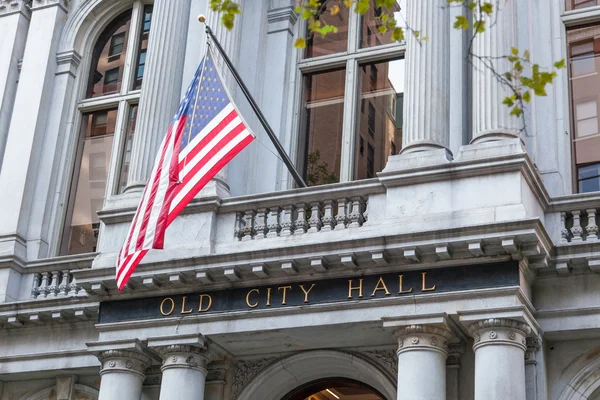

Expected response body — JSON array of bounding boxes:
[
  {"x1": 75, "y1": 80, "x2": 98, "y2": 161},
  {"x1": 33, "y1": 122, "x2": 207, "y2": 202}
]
[{"x1": 563, "y1": 6, "x2": 600, "y2": 27}]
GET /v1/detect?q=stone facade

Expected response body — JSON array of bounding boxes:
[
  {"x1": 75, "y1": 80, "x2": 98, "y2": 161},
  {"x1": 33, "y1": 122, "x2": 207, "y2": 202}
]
[{"x1": 0, "y1": 1, "x2": 599, "y2": 400}]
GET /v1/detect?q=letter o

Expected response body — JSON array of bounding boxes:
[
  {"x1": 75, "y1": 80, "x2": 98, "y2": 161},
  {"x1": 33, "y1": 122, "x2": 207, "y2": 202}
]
[{"x1": 160, "y1": 297, "x2": 175, "y2": 316}]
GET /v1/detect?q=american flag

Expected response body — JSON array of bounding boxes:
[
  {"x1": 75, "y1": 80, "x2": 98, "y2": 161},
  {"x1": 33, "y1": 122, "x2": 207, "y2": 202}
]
[{"x1": 116, "y1": 50, "x2": 255, "y2": 290}]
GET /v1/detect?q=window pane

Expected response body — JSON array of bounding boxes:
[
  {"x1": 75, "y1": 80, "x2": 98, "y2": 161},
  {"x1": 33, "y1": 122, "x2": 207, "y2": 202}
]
[
  {"x1": 578, "y1": 163, "x2": 600, "y2": 193},
  {"x1": 118, "y1": 105, "x2": 138, "y2": 194},
  {"x1": 134, "y1": 5, "x2": 153, "y2": 90},
  {"x1": 302, "y1": 68, "x2": 346, "y2": 186},
  {"x1": 566, "y1": 0, "x2": 600, "y2": 11},
  {"x1": 305, "y1": 1, "x2": 349, "y2": 58},
  {"x1": 361, "y1": 0, "x2": 402, "y2": 48},
  {"x1": 355, "y1": 59, "x2": 404, "y2": 180},
  {"x1": 62, "y1": 109, "x2": 118, "y2": 255},
  {"x1": 87, "y1": 10, "x2": 132, "y2": 98}
]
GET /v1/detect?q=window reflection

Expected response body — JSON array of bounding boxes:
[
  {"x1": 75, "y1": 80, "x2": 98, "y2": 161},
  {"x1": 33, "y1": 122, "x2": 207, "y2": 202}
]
[
  {"x1": 305, "y1": 1, "x2": 349, "y2": 58},
  {"x1": 118, "y1": 105, "x2": 138, "y2": 193},
  {"x1": 579, "y1": 163, "x2": 600, "y2": 192},
  {"x1": 566, "y1": 0, "x2": 600, "y2": 11},
  {"x1": 360, "y1": 0, "x2": 402, "y2": 48},
  {"x1": 356, "y1": 59, "x2": 404, "y2": 180},
  {"x1": 302, "y1": 68, "x2": 346, "y2": 186},
  {"x1": 62, "y1": 109, "x2": 118, "y2": 255},
  {"x1": 87, "y1": 11, "x2": 132, "y2": 98},
  {"x1": 568, "y1": 26, "x2": 600, "y2": 192},
  {"x1": 134, "y1": 5, "x2": 153, "y2": 89}
]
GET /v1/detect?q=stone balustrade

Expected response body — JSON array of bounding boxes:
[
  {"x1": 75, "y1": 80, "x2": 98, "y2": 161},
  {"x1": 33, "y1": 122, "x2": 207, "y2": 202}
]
[
  {"x1": 233, "y1": 196, "x2": 368, "y2": 241},
  {"x1": 30, "y1": 269, "x2": 84, "y2": 299},
  {"x1": 559, "y1": 208, "x2": 599, "y2": 243}
]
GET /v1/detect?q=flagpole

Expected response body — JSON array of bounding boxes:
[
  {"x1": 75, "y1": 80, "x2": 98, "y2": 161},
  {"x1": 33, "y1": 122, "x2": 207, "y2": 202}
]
[{"x1": 198, "y1": 15, "x2": 307, "y2": 188}]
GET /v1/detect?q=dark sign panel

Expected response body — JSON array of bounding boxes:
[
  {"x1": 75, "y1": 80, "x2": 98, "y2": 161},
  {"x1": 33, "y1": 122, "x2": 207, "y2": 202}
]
[{"x1": 99, "y1": 261, "x2": 519, "y2": 324}]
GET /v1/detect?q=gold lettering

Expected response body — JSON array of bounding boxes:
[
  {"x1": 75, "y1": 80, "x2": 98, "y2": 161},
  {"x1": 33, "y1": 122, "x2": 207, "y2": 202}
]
[
  {"x1": 246, "y1": 289, "x2": 259, "y2": 308},
  {"x1": 180, "y1": 296, "x2": 193, "y2": 314},
  {"x1": 278, "y1": 286, "x2": 292, "y2": 305},
  {"x1": 198, "y1": 294, "x2": 212, "y2": 312},
  {"x1": 299, "y1": 283, "x2": 316, "y2": 303},
  {"x1": 421, "y1": 272, "x2": 436, "y2": 292},
  {"x1": 160, "y1": 297, "x2": 175, "y2": 316},
  {"x1": 371, "y1": 277, "x2": 391, "y2": 297},
  {"x1": 399, "y1": 275, "x2": 413, "y2": 294},
  {"x1": 266, "y1": 287, "x2": 272, "y2": 306},
  {"x1": 348, "y1": 279, "x2": 364, "y2": 299}
]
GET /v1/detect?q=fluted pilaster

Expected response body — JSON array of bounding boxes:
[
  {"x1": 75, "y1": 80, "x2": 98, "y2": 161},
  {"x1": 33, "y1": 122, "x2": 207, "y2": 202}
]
[
  {"x1": 472, "y1": 0, "x2": 520, "y2": 142},
  {"x1": 124, "y1": 0, "x2": 191, "y2": 192},
  {"x1": 401, "y1": 0, "x2": 450, "y2": 155},
  {"x1": 469, "y1": 318, "x2": 531, "y2": 400}
]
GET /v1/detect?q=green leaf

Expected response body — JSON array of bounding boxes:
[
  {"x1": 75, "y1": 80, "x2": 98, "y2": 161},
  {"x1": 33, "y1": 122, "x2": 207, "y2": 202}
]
[
  {"x1": 481, "y1": 2, "x2": 493, "y2": 14},
  {"x1": 511, "y1": 47, "x2": 519, "y2": 55},
  {"x1": 523, "y1": 91, "x2": 531, "y2": 103},
  {"x1": 391, "y1": 27, "x2": 404, "y2": 42},
  {"x1": 454, "y1": 15, "x2": 469, "y2": 30},
  {"x1": 473, "y1": 20, "x2": 486, "y2": 33},
  {"x1": 510, "y1": 107, "x2": 522, "y2": 117},
  {"x1": 554, "y1": 59, "x2": 566, "y2": 69}
]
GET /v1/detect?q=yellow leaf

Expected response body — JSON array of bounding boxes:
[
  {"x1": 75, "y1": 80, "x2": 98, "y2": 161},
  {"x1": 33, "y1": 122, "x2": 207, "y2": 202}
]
[
  {"x1": 331, "y1": 5, "x2": 340, "y2": 15},
  {"x1": 294, "y1": 37, "x2": 306, "y2": 48}
]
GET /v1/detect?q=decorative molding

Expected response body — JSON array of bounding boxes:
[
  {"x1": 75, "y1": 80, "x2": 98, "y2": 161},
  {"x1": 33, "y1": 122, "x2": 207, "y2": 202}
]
[
  {"x1": 469, "y1": 318, "x2": 531, "y2": 351},
  {"x1": 267, "y1": 5, "x2": 297, "y2": 34},
  {"x1": 56, "y1": 50, "x2": 81, "y2": 77},
  {"x1": 446, "y1": 343, "x2": 466, "y2": 366},
  {"x1": 31, "y1": 0, "x2": 69, "y2": 11},
  {"x1": 143, "y1": 365, "x2": 162, "y2": 386},
  {"x1": 393, "y1": 325, "x2": 454, "y2": 354},
  {"x1": 525, "y1": 337, "x2": 542, "y2": 363},
  {"x1": 155, "y1": 344, "x2": 211, "y2": 373},
  {"x1": 207, "y1": 359, "x2": 232, "y2": 381},
  {"x1": 0, "y1": 0, "x2": 31, "y2": 16},
  {"x1": 363, "y1": 350, "x2": 398, "y2": 376},
  {"x1": 232, "y1": 357, "x2": 277, "y2": 399},
  {"x1": 97, "y1": 349, "x2": 153, "y2": 378}
]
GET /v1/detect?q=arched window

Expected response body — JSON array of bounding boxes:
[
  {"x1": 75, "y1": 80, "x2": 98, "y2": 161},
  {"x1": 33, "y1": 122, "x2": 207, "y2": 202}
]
[
  {"x1": 283, "y1": 378, "x2": 386, "y2": 400},
  {"x1": 60, "y1": 1, "x2": 153, "y2": 256},
  {"x1": 298, "y1": 0, "x2": 405, "y2": 186}
]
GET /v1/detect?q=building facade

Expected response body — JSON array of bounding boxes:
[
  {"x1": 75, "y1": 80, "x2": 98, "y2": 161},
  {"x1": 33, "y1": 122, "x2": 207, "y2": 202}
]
[{"x1": 0, "y1": 0, "x2": 600, "y2": 399}]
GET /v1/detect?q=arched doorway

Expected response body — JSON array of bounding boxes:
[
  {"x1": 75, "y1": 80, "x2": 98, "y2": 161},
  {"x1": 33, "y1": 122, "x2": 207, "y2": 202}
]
[{"x1": 283, "y1": 378, "x2": 386, "y2": 400}]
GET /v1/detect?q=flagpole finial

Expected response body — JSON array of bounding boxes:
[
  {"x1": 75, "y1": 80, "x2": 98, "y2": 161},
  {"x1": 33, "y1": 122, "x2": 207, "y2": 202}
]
[{"x1": 198, "y1": 14, "x2": 207, "y2": 23}]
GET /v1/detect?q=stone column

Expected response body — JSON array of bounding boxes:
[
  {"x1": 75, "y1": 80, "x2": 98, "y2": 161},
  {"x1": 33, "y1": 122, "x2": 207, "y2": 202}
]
[
  {"x1": 394, "y1": 325, "x2": 452, "y2": 400},
  {"x1": 97, "y1": 349, "x2": 153, "y2": 400},
  {"x1": 124, "y1": 0, "x2": 192, "y2": 193},
  {"x1": 471, "y1": 0, "x2": 520, "y2": 143},
  {"x1": 446, "y1": 343, "x2": 465, "y2": 400},
  {"x1": 0, "y1": 0, "x2": 30, "y2": 167},
  {"x1": 470, "y1": 319, "x2": 531, "y2": 400},
  {"x1": 401, "y1": 0, "x2": 450, "y2": 155},
  {"x1": 156, "y1": 344, "x2": 210, "y2": 400}
]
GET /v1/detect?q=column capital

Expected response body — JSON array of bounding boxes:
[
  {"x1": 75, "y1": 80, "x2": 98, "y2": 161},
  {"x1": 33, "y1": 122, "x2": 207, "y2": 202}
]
[
  {"x1": 0, "y1": 0, "x2": 31, "y2": 17},
  {"x1": 97, "y1": 349, "x2": 154, "y2": 379},
  {"x1": 446, "y1": 342, "x2": 466, "y2": 367},
  {"x1": 469, "y1": 318, "x2": 531, "y2": 351},
  {"x1": 393, "y1": 325, "x2": 453, "y2": 355},
  {"x1": 525, "y1": 337, "x2": 542, "y2": 364},
  {"x1": 155, "y1": 344, "x2": 211, "y2": 374}
]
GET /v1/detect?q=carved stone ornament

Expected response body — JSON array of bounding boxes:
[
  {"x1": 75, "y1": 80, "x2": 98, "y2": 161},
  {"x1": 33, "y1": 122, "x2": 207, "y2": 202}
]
[
  {"x1": 446, "y1": 343, "x2": 466, "y2": 366},
  {"x1": 232, "y1": 357, "x2": 277, "y2": 399},
  {"x1": 143, "y1": 365, "x2": 162, "y2": 386},
  {"x1": 156, "y1": 344, "x2": 210, "y2": 373},
  {"x1": 525, "y1": 337, "x2": 542, "y2": 362},
  {"x1": 31, "y1": 0, "x2": 69, "y2": 10},
  {"x1": 363, "y1": 350, "x2": 398, "y2": 376},
  {"x1": 393, "y1": 325, "x2": 454, "y2": 354},
  {"x1": 0, "y1": 0, "x2": 32, "y2": 16},
  {"x1": 97, "y1": 349, "x2": 153, "y2": 378},
  {"x1": 469, "y1": 319, "x2": 531, "y2": 352}
]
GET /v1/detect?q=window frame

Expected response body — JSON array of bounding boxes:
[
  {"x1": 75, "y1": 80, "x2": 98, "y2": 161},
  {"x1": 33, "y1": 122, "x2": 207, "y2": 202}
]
[
  {"x1": 294, "y1": 8, "x2": 405, "y2": 184},
  {"x1": 59, "y1": 0, "x2": 152, "y2": 256}
]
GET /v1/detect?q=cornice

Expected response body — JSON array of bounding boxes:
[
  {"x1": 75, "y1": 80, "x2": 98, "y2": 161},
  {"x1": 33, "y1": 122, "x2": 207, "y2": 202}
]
[{"x1": 0, "y1": 0, "x2": 31, "y2": 17}]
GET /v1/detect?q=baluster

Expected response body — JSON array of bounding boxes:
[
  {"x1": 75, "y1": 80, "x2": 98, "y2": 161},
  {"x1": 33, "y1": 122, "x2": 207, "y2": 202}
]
[
  {"x1": 321, "y1": 200, "x2": 336, "y2": 232},
  {"x1": 255, "y1": 208, "x2": 268, "y2": 239},
  {"x1": 335, "y1": 198, "x2": 348, "y2": 229},
  {"x1": 58, "y1": 269, "x2": 70, "y2": 297},
  {"x1": 587, "y1": 209, "x2": 599, "y2": 241},
  {"x1": 46, "y1": 271, "x2": 61, "y2": 298},
  {"x1": 560, "y1": 212, "x2": 569, "y2": 243},
  {"x1": 39, "y1": 272, "x2": 50, "y2": 298},
  {"x1": 68, "y1": 278, "x2": 80, "y2": 297},
  {"x1": 242, "y1": 210, "x2": 256, "y2": 241},
  {"x1": 363, "y1": 198, "x2": 369, "y2": 224},
  {"x1": 234, "y1": 212, "x2": 244, "y2": 241},
  {"x1": 308, "y1": 202, "x2": 322, "y2": 233},
  {"x1": 571, "y1": 210, "x2": 583, "y2": 242},
  {"x1": 266, "y1": 207, "x2": 281, "y2": 238},
  {"x1": 295, "y1": 203, "x2": 308, "y2": 235},
  {"x1": 280, "y1": 205, "x2": 295, "y2": 236},
  {"x1": 30, "y1": 273, "x2": 41, "y2": 299},
  {"x1": 347, "y1": 197, "x2": 365, "y2": 228}
]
